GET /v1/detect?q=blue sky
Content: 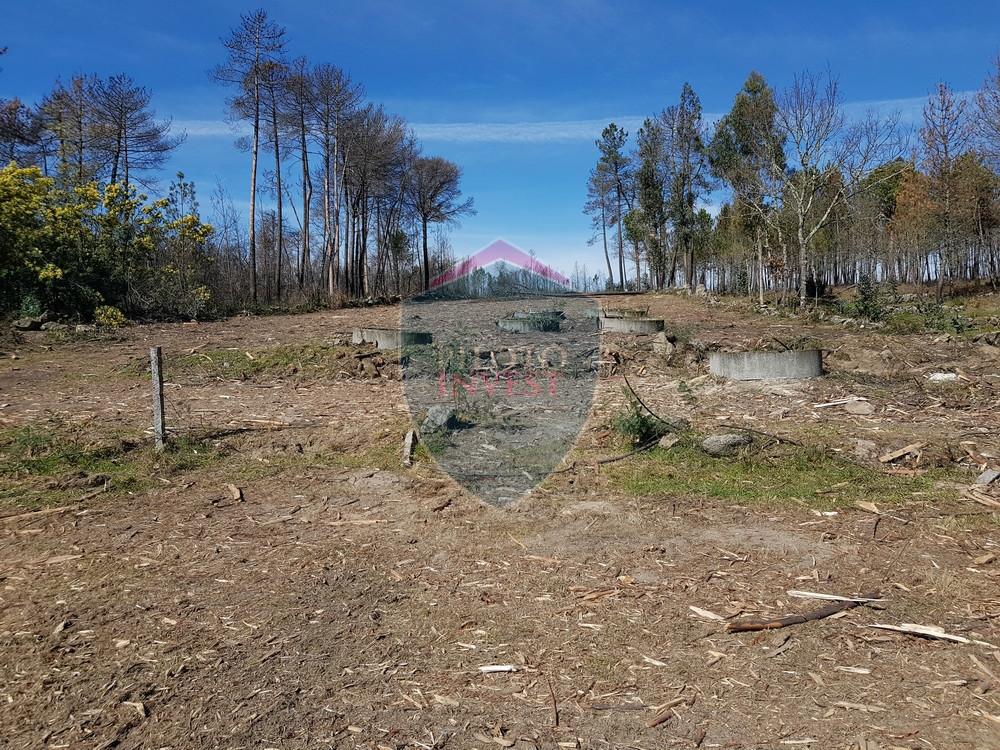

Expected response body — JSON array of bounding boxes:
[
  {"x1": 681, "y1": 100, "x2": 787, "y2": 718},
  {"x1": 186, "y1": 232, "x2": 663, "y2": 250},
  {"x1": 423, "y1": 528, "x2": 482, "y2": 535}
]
[{"x1": 4, "y1": 0, "x2": 1000, "y2": 275}]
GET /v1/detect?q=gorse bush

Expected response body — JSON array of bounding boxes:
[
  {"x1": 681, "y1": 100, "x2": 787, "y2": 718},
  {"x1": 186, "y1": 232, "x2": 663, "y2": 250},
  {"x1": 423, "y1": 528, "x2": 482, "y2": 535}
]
[
  {"x1": 94, "y1": 305, "x2": 127, "y2": 328},
  {"x1": 0, "y1": 164, "x2": 214, "y2": 322}
]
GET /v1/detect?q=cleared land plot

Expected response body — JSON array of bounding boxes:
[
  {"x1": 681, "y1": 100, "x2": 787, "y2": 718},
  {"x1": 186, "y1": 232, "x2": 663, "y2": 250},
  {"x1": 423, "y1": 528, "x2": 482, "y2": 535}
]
[{"x1": 1, "y1": 294, "x2": 999, "y2": 748}]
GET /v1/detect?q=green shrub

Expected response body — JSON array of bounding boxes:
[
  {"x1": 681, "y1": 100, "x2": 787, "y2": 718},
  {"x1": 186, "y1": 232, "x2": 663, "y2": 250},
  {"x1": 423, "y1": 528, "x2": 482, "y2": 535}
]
[
  {"x1": 915, "y1": 300, "x2": 970, "y2": 334},
  {"x1": 849, "y1": 274, "x2": 894, "y2": 321},
  {"x1": 94, "y1": 305, "x2": 128, "y2": 328},
  {"x1": 612, "y1": 393, "x2": 670, "y2": 445}
]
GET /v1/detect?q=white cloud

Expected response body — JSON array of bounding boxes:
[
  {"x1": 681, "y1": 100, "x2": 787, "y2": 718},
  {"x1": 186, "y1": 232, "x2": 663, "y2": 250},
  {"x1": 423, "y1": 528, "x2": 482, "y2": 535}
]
[
  {"x1": 175, "y1": 91, "x2": 977, "y2": 145},
  {"x1": 411, "y1": 116, "x2": 648, "y2": 143},
  {"x1": 174, "y1": 119, "x2": 245, "y2": 138}
]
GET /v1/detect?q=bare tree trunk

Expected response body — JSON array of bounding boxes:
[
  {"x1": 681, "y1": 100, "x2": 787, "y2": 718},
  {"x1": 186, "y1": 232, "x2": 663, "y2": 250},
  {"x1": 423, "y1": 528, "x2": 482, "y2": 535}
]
[
  {"x1": 616, "y1": 188, "x2": 625, "y2": 289},
  {"x1": 249, "y1": 77, "x2": 260, "y2": 305},
  {"x1": 600, "y1": 200, "x2": 613, "y2": 287},
  {"x1": 421, "y1": 216, "x2": 430, "y2": 291},
  {"x1": 634, "y1": 240, "x2": 641, "y2": 290},
  {"x1": 756, "y1": 228, "x2": 765, "y2": 306},
  {"x1": 270, "y1": 87, "x2": 283, "y2": 303},
  {"x1": 298, "y1": 107, "x2": 311, "y2": 290}
]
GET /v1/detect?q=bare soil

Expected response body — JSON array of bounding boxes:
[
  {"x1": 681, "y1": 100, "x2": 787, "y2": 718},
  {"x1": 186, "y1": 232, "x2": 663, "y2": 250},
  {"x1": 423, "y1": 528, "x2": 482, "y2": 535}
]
[{"x1": 1, "y1": 293, "x2": 999, "y2": 749}]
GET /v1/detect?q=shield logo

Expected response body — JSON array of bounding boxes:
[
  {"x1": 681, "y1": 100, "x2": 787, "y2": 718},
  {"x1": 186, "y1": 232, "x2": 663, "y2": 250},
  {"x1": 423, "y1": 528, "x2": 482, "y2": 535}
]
[{"x1": 401, "y1": 240, "x2": 599, "y2": 506}]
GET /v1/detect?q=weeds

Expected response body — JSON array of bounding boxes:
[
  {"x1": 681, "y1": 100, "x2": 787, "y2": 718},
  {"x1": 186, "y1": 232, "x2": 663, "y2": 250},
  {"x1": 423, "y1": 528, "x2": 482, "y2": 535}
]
[
  {"x1": 611, "y1": 441, "x2": 956, "y2": 508},
  {"x1": 0, "y1": 422, "x2": 223, "y2": 510},
  {"x1": 130, "y1": 344, "x2": 386, "y2": 381},
  {"x1": 612, "y1": 392, "x2": 672, "y2": 445}
]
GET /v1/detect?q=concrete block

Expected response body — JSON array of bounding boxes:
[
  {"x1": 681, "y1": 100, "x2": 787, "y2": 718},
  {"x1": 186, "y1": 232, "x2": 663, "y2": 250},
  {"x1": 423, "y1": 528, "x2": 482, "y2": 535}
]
[{"x1": 708, "y1": 349, "x2": 823, "y2": 380}]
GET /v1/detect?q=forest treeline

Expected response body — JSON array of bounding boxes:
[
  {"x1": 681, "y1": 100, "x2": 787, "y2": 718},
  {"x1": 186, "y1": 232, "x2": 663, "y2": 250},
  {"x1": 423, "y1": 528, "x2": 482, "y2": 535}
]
[
  {"x1": 0, "y1": 11, "x2": 473, "y2": 322},
  {"x1": 586, "y1": 59, "x2": 1000, "y2": 305}
]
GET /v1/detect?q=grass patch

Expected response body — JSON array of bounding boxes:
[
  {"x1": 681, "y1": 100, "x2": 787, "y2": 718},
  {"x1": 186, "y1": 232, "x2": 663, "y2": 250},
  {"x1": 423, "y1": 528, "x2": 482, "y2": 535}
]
[
  {"x1": 169, "y1": 344, "x2": 365, "y2": 380},
  {"x1": 0, "y1": 423, "x2": 223, "y2": 511},
  {"x1": 610, "y1": 440, "x2": 955, "y2": 508},
  {"x1": 118, "y1": 343, "x2": 389, "y2": 381}
]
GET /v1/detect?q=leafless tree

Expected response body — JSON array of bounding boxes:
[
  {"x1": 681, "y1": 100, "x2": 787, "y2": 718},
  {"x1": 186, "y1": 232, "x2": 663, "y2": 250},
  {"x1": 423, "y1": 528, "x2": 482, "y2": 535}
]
[
  {"x1": 89, "y1": 74, "x2": 183, "y2": 187},
  {"x1": 922, "y1": 81, "x2": 974, "y2": 299},
  {"x1": 745, "y1": 71, "x2": 904, "y2": 307},
  {"x1": 976, "y1": 54, "x2": 1000, "y2": 167},
  {"x1": 407, "y1": 156, "x2": 475, "y2": 290},
  {"x1": 307, "y1": 64, "x2": 362, "y2": 296},
  {"x1": 212, "y1": 10, "x2": 287, "y2": 304}
]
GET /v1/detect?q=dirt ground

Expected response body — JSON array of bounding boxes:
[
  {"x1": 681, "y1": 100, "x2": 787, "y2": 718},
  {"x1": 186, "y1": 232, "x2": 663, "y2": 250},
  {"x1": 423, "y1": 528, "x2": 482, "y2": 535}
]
[{"x1": 1, "y1": 293, "x2": 999, "y2": 750}]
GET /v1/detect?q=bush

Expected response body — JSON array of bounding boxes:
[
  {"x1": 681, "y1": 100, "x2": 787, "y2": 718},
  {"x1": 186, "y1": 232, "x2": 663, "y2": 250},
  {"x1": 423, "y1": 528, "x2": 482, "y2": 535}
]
[
  {"x1": 849, "y1": 274, "x2": 894, "y2": 321},
  {"x1": 612, "y1": 393, "x2": 670, "y2": 445},
  {"x1": 17, "y1": 294, "x2": 42, "y2": 319},
  {"x1": 94, "y1": 305, "x2": 128, "y2": 328},
  {"x1": 915, "y1": 299, "x2": 970, "y2": 334}
]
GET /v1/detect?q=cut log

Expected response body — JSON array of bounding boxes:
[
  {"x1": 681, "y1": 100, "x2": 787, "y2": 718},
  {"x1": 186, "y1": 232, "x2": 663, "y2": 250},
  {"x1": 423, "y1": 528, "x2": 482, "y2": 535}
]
[{"x1": 725, "y1": 591, "x2": 881, "y2": 633}]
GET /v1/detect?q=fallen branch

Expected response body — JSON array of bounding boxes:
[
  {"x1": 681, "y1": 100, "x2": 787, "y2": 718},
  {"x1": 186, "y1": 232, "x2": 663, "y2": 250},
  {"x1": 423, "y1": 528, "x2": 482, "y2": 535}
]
[
  {"x1": 546, "y1": 675, "x2": 559, "y2": 727},
  {"x1": 0, "y1": 504, "x2": 80, "y2": 524},
  {"x1": 868, "y1": 623, "x2": 995, "y2": 647},
  {"x1": 725, "y1": 591, "x2": 881, "y2": 633},
  {"x1": 596, "y1": 437, "x2": 659, "y2": 465},
  {"x1": 0, "y1": 482, "x2": 108, "y2": 525},
  {"x1": 621, "y1": 374, "x2": 688, "y2": 432},
  {"x1": 646, "y1": 695, "x2": 692, "y2": 728},
  {"x1": 787, "y1": 590, "x2": 885, "y2": 603}
]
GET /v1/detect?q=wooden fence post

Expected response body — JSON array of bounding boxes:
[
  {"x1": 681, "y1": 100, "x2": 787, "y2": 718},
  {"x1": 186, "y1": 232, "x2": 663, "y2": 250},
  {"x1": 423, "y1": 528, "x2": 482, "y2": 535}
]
[{"x1": 150, "y1": 346, "x2": 166, "y2": 451}]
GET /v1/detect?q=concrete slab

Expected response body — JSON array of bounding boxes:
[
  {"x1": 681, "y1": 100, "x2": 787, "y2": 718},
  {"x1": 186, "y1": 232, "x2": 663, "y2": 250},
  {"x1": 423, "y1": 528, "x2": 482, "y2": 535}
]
[
  {"x1": 708, "y1": 349, "x2": 823, "y2": 380},
  {"x1": 497, "y1": 316, "x2": 561, "y2": 333},
  {"x1": 352, "y1": 328, "x2": 433, "y2": 349},
  {"x1": 599, "y1": 317, "x2": 665, "y2": 334}
]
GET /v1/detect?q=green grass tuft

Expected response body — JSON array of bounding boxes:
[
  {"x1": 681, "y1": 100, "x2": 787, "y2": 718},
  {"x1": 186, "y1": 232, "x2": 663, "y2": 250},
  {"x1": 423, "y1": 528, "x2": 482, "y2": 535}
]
[
  {"x1": 611, "y1": 441, "x2": 956, "y2": 508},
  {"x1": 0, "y1": 424, "x2": 223, "y2": 510}
]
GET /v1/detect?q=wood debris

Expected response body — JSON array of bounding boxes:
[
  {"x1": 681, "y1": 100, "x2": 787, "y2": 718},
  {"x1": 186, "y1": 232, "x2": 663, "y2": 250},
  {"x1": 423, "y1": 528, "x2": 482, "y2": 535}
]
[
  {"x1": 401, "y1": 429, "x2": 417, "y2": 467},
  {"x1": 868, "y1": 623, "x2": 995, "y2": 647},
  {"x1": 689, "y1": 605, "x2": 725, "y2": 621},
  {"x1": 786, "y1": 590, "x2": 885, "y2": 603},
  {"x1": 646, "y1": 695, "x2": 692, "y2": 728},
  {"x1": 726, "y1": 591, "x2": 880, "y2": 633},
  {"x1": 878, "y1": 442, "x2": 925, "y2": 464}
]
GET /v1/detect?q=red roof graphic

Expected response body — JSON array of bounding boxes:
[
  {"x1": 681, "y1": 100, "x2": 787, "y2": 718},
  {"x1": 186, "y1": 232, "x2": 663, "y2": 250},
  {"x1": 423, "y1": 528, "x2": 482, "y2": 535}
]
[{"x1": 429, "y1": 239, "x2": 571, "y2": 290}]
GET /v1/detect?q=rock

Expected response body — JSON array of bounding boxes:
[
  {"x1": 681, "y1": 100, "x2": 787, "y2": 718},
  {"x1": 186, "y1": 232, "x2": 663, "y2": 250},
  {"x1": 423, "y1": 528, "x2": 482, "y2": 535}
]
[
  {"x1": 658, "y1": 434, "x2": 680, "y2": 450},
  {"x1": 843, "y1": 400, "x2": 875, "y2": 415},
  {"x1": 927, "y1": 372, "x2": 958, "y2": 383},
  {"x1": 75, "y1": 324, "x2": 97, "y2": 333},
  {"x1": 41, "y1": 321, "x2": 68, "y2": 331},
  {"x1": 701, "y1": 432, "x2": 752, "y2": 457},
  {"x1": 12, "y1": 317, "x2": 41, "y2": 331},
  {"x1": 852, "y1": 439, "x2": 879, "y2": 460},
  {"x1": 976, "y1": 468, "x2": 1000, "y2": 486},
  {"x1": 421, "y1": 405, "x2": 456, "y2": 433},
  {"x1": 651, "y1": 331, "x2": 675, "y2": 357}
]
